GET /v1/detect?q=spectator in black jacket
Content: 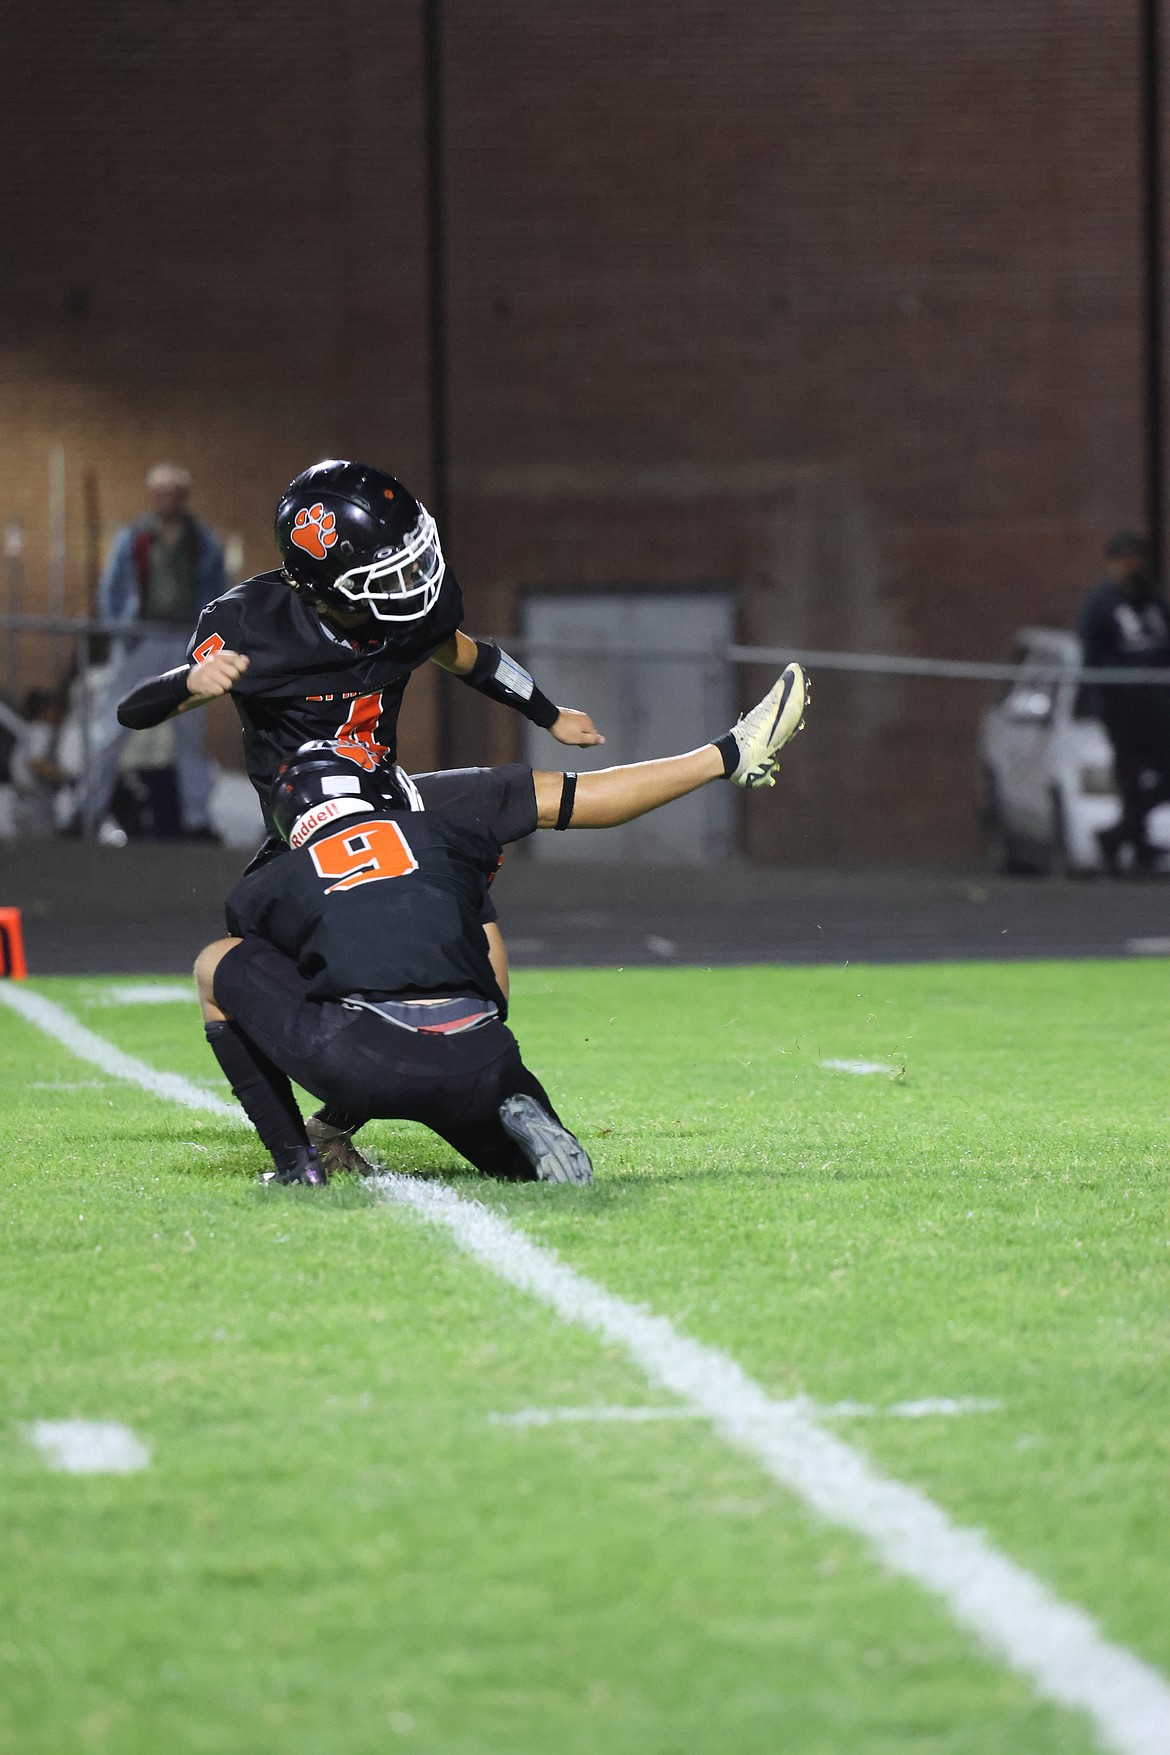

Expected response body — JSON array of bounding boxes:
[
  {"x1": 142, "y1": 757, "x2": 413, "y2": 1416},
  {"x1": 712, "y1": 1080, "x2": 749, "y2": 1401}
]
[{"x1": 1077, "y1": 531, "x2": 1170, "y2": 872}]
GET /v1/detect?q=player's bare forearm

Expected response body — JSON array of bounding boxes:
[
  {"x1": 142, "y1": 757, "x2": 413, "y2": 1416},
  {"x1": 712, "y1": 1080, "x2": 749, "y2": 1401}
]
[
  {"x1": 429, "y1": 630, "x2": 478, "y2": 675},
  {"x1": 533, "y1": 746, "x2": 723, "y2": 830},
  {"x1": 437, "y1": 632, "x2": 605, "y2": 744}
]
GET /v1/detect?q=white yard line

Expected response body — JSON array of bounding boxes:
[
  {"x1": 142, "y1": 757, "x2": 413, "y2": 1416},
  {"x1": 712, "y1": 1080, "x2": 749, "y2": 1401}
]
[
  {"x1": 881, "y1": 1396, "x2": 1003, "y2": 1419},
  {"x1": 491, "y1": 1404, "x2": 700, "y2": 1427},
  {"x1": 820, "y1": 1057, "x2": 901, "y2": 1076},
  {"x1": 380, "y1": 1173, "x2": 1170, "y2": 1755},
  {"x1": 28, "y1": 1079, "x2": 109, "y2": 1091},
  {"x1": 0, "y1": 986, "x2": 240, "y2": 1120},
  {"x1": 4, "y1": 984, "x2": 1170, "y2": 1755},
  {"x1": 24, "y1": 1420, "x2": 149, "y2": 1474},
  {"x1": 492, "y1": 1397, "x2": 1004, "y2": 1427},
  {"x1": 92, "y1": 983, "x2": 196, "y2": 1005}
]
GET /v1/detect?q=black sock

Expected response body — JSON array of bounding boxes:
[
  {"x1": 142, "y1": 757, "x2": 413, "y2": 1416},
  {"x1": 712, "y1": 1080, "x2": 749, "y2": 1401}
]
[
  {"x1": 713, "y1": 731, "x2": 739, "y2": 778},
  {"x1": 312, "y1": 1104, "x2": 368, "y2": 1133},
  {"x1": 204, "y1": 1021, "x2": 310, "y2": 1174}
]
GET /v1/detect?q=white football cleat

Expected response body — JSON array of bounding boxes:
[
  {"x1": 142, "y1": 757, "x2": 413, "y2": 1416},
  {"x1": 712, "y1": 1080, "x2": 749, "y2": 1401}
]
[{"x1": 727, "y1": 662, "x2": 809, "y2": 788}]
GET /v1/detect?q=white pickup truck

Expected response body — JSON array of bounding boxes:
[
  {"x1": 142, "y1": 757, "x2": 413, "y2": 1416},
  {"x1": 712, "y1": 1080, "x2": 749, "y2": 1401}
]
[{"x1": 977, "y1": 626, "x2": 1170, "y2": 874}]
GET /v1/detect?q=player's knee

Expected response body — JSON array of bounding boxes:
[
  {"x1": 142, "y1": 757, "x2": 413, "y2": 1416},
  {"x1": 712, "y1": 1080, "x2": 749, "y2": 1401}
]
[{"x1": 194, "y1": 937, "x2": 239, "y2": 1016}]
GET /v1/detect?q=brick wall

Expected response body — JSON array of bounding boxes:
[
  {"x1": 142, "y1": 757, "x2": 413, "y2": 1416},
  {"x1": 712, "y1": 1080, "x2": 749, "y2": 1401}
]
[
  {"x1": 0, "y1": 0, "x2": 439, "y2": 767},
  {"x1": 0, "y1": 0, "x2": 1155, "y2": 857}
]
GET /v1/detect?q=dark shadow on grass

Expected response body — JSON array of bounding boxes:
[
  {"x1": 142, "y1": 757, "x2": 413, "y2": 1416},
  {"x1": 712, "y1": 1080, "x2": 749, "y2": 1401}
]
[
  {"x1": 164, "y1": 1144, "x2": 264, "y2": 1183},
  {"x1": 149, "y1": 1130, "x2": 860, "y2": 1204},
  {"x1": 249, "y1": 1174, "x2": 378, "y2": 1209}
]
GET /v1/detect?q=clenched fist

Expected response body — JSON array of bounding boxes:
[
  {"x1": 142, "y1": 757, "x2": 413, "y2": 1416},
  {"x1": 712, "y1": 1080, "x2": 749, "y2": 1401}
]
[{"x1": 187, "y1": 648, "x2": 250, "y2": 699}]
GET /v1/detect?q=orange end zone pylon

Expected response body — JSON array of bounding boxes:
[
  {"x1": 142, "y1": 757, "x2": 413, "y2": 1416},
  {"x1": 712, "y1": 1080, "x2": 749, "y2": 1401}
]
[{"x1": 0, "y1": 908, "x2": 27, "y2": 979}]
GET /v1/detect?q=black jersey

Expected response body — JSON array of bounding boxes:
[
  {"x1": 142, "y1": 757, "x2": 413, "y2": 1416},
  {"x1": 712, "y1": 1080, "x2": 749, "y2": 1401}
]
[
  {"x1": 1077, "y1": 578, "x2": 1170, "y2": 745},
  {"x1": 186, "y1": 568, "x2": 464, "y2": 830},
  {"x1": 223, "y1": 765, "x2": 539, "y2": 1015},
  {"x1": 1077, "y1": 578, "x2": 1170, "y2": 670}
]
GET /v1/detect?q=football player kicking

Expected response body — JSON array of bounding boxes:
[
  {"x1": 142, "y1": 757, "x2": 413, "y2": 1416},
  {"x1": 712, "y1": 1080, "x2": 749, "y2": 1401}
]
[
  {"x1": 192, "y1": 663, "x2": 809, "y2": 1187},
  {"x1": 117, "y1": 457, "x2": 603, "y2": 1167},
  {"x1": 117, "y1": 459, "x2": 603, "y2": 843}
]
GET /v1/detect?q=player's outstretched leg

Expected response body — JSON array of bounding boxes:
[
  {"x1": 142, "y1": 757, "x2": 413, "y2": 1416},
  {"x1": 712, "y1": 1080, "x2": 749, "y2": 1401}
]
[
  {"x1": 724, "y1": 662, "x2": 809, "y2": 789},
  {"x1": 499, "y1": 1095, "x2": 594, "y2": 1185}
]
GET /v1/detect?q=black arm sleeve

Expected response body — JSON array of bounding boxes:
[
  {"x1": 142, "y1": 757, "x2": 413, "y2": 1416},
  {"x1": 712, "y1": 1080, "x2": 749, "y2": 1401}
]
[
  {"x1": 459, "y1": 639, "x2": 559, "y2": 730},
  {"x1": 116, "y1": 666, "x2": 193, "y2": 729}
]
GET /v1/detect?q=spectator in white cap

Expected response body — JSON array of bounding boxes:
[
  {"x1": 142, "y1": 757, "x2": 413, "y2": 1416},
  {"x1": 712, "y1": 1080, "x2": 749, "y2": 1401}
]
[{"x1": 81, "y1": 463, "x2": 228, "y2": 838}]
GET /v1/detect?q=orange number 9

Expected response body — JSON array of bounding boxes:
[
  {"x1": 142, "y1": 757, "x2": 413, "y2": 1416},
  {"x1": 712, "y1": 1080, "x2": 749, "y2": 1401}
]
[{"x1": 308, "y1": 820, "x2": 418, "y2": 894}]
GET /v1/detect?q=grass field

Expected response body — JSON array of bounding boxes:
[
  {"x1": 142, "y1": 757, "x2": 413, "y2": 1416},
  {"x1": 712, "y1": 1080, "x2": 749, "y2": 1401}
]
[{"x1": 1, "y1": 960, "x2": 1168, "y2": 1754}]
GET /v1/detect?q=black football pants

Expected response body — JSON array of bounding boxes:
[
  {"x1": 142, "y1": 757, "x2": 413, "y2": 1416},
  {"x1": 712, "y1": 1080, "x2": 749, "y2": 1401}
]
[
  {"x1": 1103, "y1": 742, "x2": 1170, "y2": 858},
  {"x1": 213, "y1": 935, "x2": 554, "y2": 1180}
]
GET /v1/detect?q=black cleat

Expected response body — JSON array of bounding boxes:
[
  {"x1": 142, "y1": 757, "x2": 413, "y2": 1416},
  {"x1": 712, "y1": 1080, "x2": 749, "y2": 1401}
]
[
  {"x1": 305, "y1": 1113, "x2": 379, "y2": 1176},
  {"x1": 272, "y1": 1145, "x2": 328, "y2": 1187},
  {"x1": 499, "y1": 1095, "x2": 594, "y2": 1185}
]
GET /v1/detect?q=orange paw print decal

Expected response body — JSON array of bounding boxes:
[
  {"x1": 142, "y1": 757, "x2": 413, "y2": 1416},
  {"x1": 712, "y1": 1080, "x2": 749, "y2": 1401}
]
[{"x1": 290, "y1": 502, "x2": 338, "y2": 560}]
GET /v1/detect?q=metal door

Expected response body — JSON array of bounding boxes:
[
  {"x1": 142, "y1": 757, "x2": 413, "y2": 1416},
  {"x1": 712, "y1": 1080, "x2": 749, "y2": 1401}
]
[{"x1": 521, "y1": 593, "x2": 734, "y2": 862}]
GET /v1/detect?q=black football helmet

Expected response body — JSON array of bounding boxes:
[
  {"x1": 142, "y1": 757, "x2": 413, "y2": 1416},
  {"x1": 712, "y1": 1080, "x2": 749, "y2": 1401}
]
[
  {"x1": 272, "y1": 740, "x2": 425, "y2": 851},
  {"x1": 274, "y1": 460, "x2": 445, "y2": 623}
]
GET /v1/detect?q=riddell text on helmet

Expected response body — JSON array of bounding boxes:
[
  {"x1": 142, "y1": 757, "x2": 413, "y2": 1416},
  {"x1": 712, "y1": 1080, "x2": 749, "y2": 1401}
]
[{"x1": 289, "y1": 796, "x2": 372, "y2": 851}]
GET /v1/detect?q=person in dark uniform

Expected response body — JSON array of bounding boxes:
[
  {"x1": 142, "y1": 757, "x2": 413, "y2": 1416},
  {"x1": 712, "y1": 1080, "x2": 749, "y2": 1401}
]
[
  {"x1": 1077, "y1": 531, "x2": 1170, "y2": 873},
  {"x1": 117, "y1": 458, "x2": 604, "y2": 1164},
  {"x1": 192, "y1": 662, "x2": 809, "y2": 1186},
  {"x1": 116, "y1": 459, "x2": 604, "y2": 857}
]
